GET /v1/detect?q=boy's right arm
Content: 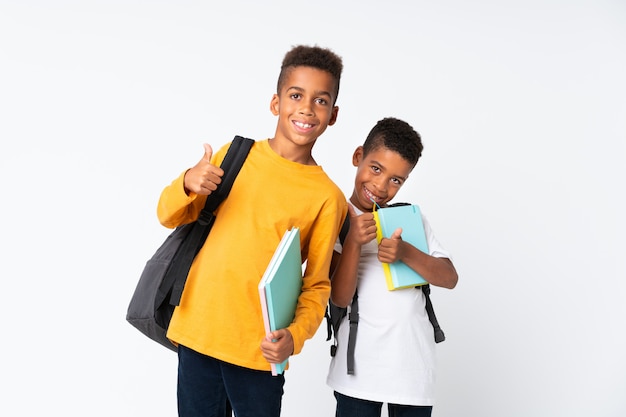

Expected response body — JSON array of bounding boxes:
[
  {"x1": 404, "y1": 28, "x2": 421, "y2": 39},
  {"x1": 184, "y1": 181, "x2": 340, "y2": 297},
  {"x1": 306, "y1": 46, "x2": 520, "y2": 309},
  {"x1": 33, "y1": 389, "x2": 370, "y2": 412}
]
[
  {"x1": 330, "y1": 205, "x2": 377, "y2": 307},
  {"x1": 157, "y1": 143, "x2": 225, "y2": 228}
]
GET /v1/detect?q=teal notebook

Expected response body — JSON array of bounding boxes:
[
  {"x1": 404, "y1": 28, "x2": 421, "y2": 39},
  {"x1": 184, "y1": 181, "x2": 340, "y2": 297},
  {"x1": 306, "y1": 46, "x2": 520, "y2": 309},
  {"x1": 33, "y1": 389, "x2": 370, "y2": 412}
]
[
  {"x1": 373, "y1": 204, "x2": 429, "y2": 290},
  {"x1": 258, "y1": 227, "x2": 302, "y2": 375}
]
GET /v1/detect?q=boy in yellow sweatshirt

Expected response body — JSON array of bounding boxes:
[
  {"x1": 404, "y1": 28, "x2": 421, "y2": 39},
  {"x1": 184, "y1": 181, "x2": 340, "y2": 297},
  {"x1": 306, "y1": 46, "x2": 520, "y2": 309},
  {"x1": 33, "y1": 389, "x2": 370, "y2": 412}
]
[{"x1": 156, "y1": 45, "x2": 347, "y2": 417}]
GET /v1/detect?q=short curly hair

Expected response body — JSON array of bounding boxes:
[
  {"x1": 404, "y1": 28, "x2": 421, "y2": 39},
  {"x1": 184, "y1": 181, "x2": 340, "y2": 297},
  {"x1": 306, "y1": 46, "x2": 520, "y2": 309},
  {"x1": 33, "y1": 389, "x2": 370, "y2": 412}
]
[
  {"x1": 277, "y1": 45, "x2": 343, "y2": 104},
  {"x1": 362, "y1": 117, "x2": 423, "y2": 167}
]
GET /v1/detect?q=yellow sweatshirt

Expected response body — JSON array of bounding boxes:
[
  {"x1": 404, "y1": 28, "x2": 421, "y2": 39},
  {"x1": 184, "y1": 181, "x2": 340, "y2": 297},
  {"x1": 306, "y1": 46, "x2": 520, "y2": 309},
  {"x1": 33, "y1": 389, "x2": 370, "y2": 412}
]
[{"x1": 157, "y1": 139, "x2": 347, "y2": 371}]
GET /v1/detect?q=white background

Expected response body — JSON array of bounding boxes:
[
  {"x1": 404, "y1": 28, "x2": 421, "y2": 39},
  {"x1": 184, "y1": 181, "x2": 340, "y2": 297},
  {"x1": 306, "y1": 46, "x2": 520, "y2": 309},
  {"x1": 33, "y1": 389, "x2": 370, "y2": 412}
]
[{"x1": 1, "y1": 1, "x2": 625, "y2": 416}]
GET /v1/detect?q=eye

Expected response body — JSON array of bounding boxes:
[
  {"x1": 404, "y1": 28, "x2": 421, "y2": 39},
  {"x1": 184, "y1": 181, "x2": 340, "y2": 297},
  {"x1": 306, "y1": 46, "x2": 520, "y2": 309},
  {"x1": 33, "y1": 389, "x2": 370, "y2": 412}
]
[
  {"x1": 391, "y1": 177, "x2": 403, "y2": 186},
  {"x1": 315, "y1": 97, "x2": 328, "y2": 106},
  {"x1": 290, "y1": 93, "x2": 301, "y2": 100},
  {"x1": 371, "y1": 166, "x2": 381, "y2": 174}
]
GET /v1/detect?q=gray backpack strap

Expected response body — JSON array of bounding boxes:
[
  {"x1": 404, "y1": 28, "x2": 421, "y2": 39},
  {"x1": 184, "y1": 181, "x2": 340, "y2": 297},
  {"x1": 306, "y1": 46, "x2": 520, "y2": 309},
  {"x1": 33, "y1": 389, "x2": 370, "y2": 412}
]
[
  {"x1": 346, "y1": 291, "x2": 359, "y2": 375},
  {"x1": 327, "y1": 215, "x2": 351, "y2": 352},
  {"x1": 334, "y1": 213, "x2": 359, "y2": 374}
]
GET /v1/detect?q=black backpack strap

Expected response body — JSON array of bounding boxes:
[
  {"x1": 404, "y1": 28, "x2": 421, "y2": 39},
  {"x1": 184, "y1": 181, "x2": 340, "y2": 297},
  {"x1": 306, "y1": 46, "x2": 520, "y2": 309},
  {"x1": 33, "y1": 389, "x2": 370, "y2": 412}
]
[
  {"x1": 338, "y1": 213, "x2": 350, "y2": 245},
  {"x1": 325, "y1": 309, "x2": 333, "y2": 343},
  {"x1": 198, "y1": 136, "x2": 255, "y2": 219},
  {"x1": 166, "y1": 136, "x2": 254, "y2": 306},
  {"x1": 422, "y1": 283, "x2": 445, "y2": 343}
]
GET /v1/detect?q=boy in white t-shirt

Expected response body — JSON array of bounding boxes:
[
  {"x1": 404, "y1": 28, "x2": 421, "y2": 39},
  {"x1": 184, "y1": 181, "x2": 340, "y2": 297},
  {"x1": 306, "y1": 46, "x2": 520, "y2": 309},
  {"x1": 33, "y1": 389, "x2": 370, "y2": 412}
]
[{"x1": 326, "y1": 117, "x2": 459, "y2": 417}]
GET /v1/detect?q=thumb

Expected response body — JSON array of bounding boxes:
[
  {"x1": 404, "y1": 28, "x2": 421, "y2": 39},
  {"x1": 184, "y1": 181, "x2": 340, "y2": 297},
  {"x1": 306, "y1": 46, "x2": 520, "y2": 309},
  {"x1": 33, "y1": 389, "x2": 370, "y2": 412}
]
[
  {"x1": 202, "y1": 143, "x2": 213, "y2": 163},
  {"x1": 391, "y1": 227, "x2": 403, "y2": 240},
  {"x1": 268, "y1": 330, "x2": 283, "y2": 341},
  {"x1": 347, "y1": 204, "x2": 357, "y2": 218}
]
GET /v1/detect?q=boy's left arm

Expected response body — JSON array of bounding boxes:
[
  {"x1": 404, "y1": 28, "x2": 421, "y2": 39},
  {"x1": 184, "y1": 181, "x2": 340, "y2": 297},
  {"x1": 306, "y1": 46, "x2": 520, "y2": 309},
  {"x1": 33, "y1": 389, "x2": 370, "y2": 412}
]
[
  {"x1": 288, "y1": 203, "x2": 348, "y2": 356},
  {"x1": 378, "y1": 228, "x2": 458, "y2": 289}
]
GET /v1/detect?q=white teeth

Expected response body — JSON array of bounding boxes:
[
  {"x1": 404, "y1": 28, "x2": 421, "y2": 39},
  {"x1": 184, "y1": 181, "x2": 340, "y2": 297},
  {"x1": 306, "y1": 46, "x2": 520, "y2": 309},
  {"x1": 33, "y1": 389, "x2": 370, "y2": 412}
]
[
  {"x1": 295, "y1": 121, "x2": 313, "y2": 128},
  {"x1": 365, "y1": 188, "x2": 379, "y2": 202}
]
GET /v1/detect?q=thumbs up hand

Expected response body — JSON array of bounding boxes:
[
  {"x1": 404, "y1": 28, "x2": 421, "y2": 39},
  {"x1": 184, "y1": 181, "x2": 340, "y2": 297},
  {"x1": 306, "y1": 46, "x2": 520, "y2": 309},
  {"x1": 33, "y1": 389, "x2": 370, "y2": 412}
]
[
  {"x1": 183, "y1": 143, "x2": 225, "y2": 195},
  {"x1": 378, "y1": 227, "x2": 404, "y2": 264},
  {"x1": 346, "y1": 204, "x2": 378, "y2": 246}
]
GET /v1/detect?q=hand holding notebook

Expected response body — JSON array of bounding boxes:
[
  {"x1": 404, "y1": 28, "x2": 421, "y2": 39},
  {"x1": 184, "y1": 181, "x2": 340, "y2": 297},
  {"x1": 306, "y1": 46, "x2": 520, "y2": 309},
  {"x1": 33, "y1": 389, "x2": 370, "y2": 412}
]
[
  {"x1": 373, "y1": 204, "x2": 429, "y2": 290},
  {"x1": 258, "y1": 227, "x2": 302, "y2": 375}
]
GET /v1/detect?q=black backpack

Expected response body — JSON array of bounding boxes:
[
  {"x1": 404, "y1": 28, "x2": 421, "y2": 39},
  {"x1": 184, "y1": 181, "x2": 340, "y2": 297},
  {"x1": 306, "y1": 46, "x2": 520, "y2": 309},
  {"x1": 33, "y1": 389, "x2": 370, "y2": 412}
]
[{"x1": 325, "y1": 203, "x2": 445, "y2": 375}]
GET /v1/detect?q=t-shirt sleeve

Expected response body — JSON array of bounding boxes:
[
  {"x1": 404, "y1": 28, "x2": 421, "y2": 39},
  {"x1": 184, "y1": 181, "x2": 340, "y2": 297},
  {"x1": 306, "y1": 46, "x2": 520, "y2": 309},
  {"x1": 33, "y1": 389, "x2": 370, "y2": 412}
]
[{"x1": 422, "y1": 213, "x2": 452, "y2": 260}]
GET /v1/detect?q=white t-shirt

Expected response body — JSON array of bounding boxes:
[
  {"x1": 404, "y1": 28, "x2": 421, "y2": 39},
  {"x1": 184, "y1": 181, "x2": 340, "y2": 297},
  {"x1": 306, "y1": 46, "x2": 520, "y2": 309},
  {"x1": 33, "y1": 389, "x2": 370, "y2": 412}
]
[{"x1": 326, "y1": 204, "x2": 451, "y2": 406}]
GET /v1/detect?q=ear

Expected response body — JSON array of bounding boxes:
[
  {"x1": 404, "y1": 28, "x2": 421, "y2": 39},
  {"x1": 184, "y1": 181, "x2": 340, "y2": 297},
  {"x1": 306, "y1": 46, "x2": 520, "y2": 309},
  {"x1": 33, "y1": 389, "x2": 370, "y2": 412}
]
[
  {"x1": 352, "y1": 146, "x2": 364, "y2": 167},
  {"x1": 269, "y1": 94, "x2": 279, "y2": 116},
  {"x1": 327, "y1": 106, "x2": 339, "y2": 126}
]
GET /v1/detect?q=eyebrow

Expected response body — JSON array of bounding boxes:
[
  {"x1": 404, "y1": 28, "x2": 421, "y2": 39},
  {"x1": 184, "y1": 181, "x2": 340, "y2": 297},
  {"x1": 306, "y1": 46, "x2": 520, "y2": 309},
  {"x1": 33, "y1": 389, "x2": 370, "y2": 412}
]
[{"x1": 286, "y1": 86, "x2": 333, "y2": 99}]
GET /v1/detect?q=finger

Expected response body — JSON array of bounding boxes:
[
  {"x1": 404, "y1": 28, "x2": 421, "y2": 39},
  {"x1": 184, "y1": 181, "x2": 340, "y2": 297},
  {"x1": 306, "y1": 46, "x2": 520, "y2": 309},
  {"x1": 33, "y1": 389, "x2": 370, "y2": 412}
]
[
  {"x1": 202, "y1": 143, "x2": 213, "y2": 163},
  {"x1": 269, "y1": 330, "x2": 286, "y2": 341}
]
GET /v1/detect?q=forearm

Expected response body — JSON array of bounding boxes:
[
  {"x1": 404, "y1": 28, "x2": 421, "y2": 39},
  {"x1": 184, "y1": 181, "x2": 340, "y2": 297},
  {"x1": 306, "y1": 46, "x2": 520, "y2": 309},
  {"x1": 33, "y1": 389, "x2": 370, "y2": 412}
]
[
  {"x1": 330, "y1": 241, "x2": 361, "y2": 307},
  {"x1": 400, "y1": 242, "x2": 458, "y2": 289},
  {"x1": 157, "y1": 171, "x2": 204, "y2": 228},
  {"x1": 289, "y1": 278, "x2": 330, "y2": 355}
]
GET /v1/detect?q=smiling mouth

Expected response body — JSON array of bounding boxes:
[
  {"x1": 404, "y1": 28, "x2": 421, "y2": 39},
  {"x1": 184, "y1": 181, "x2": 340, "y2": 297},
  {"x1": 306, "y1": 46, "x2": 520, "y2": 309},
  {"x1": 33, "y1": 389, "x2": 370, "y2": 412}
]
[
  {"x1": 363, "y1": 186, "x2": 382, "y2": 204},
  {"x1": 293, "y1": 121, "x2": 314, "y2": 129}
]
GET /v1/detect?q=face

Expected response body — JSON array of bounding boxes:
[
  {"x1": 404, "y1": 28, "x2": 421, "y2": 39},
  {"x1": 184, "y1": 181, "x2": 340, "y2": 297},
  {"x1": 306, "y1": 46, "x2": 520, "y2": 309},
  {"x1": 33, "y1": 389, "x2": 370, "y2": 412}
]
[
  {"x1": 270, "y1": 66, "x2": 339, "y2": 151},
  {"x1": 350, "y1": 146, "x2": 413, "y2": 212}
]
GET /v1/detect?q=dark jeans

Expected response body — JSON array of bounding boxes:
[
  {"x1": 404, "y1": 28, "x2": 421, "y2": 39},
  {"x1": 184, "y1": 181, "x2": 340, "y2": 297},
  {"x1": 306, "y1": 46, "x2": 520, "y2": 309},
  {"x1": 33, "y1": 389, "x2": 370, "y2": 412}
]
[
  {"x1": 178, "y1": 344, "x2": 285, "y2": 417},
  {"x1": 334, "y1": 391, "x2": 433, "y2": 417}
]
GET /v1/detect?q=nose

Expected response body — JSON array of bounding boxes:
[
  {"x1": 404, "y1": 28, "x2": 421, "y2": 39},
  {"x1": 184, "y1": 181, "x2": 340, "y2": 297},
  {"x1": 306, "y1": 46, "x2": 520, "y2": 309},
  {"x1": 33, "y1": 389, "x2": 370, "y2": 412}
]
[
  {"x1": 298, "y1": 102, "x2": 314, "y2": 116},
  {"x1": 371, "y1": 177, "x2": 387, "y2": 194}
]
